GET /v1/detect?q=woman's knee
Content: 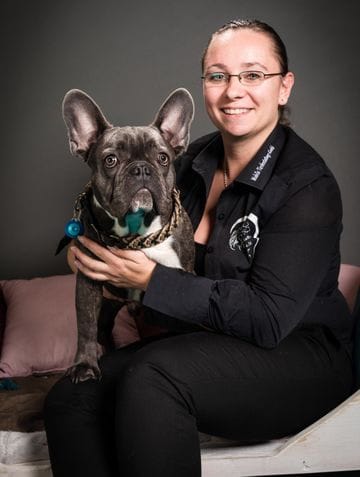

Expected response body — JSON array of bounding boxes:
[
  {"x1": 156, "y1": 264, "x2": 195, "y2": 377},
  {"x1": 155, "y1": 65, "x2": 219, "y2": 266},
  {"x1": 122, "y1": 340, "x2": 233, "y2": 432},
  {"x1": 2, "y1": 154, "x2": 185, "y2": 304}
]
[
  {"x1": 118, "y1": 342, "x2": 196, "y2": 415},
  {"x1": 44, "y1": 345, "x2": 140, "y2": 420},
  {"x1": 43, "y1": 376, "x2": 109, "y2": 422}
]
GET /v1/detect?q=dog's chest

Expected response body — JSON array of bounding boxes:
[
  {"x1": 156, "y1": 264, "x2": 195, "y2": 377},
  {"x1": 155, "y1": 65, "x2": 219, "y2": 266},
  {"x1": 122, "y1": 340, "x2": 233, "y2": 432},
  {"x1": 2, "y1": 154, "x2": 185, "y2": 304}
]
[
  {"x1": 124, "y1": 237, "x2": 181, "y2": 302},
  {"x1": 91, "y1": 197, "x2": 182, "y2": 269},
  {"x1": 141, "y1": 236, "x2": 181, "y2": 268}
]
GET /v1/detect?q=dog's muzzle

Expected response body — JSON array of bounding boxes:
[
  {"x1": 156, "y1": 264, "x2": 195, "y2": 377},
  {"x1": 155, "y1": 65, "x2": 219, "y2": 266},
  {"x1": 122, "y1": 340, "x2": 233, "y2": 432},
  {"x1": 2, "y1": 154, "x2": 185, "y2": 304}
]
[{"x1": 129, "y1": 188, "x2": 153, "y2": 213}]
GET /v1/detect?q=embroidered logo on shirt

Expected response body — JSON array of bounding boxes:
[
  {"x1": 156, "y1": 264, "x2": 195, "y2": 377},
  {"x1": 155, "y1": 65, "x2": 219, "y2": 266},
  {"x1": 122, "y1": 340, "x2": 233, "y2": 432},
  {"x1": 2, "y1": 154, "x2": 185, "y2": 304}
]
[
  {"x1": 251, "y1": 145, "x2": 275, "y2": 182},
  {"x1": 229, "y1": 213, "x2": 259, "y2": 261}
]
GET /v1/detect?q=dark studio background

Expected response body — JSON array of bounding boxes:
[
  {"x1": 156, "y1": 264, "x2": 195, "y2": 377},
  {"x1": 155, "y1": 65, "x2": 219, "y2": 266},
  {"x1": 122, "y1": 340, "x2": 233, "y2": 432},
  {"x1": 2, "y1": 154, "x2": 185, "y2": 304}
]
[{"x1": 1, "y1": 0, "x2": 359, "y2": 280}]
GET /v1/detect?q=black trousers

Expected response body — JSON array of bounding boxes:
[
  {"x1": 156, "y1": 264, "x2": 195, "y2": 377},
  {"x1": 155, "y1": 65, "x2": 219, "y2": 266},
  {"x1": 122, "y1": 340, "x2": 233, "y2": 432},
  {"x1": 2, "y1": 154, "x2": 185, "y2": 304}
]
[{"x1": 44, "y1": 326, "x2": 353, "y2": 477}]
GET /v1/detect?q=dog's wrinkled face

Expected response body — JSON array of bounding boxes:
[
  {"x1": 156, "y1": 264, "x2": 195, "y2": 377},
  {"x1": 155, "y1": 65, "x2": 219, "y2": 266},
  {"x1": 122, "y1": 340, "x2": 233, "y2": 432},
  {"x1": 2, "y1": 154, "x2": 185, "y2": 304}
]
[
  {"x1": 88, "y1": 125, "x2": 176, "y2": 222},
  {"x1": 62, "y1": 88, "x2": 194, "y2": 226}
]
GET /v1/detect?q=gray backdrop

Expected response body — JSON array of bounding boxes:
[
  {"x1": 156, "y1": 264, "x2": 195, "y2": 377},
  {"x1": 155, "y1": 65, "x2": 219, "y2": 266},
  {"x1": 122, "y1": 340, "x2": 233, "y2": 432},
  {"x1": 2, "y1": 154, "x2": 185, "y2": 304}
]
[{"x1": 1, "y1": 0, "x2": 359, "y2": 279}]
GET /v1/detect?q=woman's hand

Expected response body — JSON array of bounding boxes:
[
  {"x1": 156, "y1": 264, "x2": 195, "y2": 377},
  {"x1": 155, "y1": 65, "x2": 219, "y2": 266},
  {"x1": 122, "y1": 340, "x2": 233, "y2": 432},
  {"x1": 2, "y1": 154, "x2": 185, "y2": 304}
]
[{"x1": 70, "y1": 236, "x2": 156, "y2": 291}]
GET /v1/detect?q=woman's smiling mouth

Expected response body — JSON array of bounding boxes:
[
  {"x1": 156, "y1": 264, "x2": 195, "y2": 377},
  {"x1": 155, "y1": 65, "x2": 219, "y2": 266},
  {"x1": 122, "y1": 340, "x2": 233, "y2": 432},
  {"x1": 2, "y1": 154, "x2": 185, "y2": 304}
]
[{"x1": 222, "y1": 108, "x2": 253, "y2": 115}]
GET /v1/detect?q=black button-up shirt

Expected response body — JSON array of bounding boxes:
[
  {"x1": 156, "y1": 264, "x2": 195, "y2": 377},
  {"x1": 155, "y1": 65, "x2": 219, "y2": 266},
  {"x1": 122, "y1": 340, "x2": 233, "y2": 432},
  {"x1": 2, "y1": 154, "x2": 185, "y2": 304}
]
[{"x1": 143, "y1": 124, "x2": 353, "y2": 349}]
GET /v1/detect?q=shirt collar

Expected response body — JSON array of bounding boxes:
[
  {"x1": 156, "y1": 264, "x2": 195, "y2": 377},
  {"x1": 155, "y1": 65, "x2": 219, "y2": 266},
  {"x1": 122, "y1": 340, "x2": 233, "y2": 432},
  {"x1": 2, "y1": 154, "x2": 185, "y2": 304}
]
[
  {"x1": 235, "y1": 123, "x2": 286, "y2": 190},
  {"x1": 192, "y1": 133, "x2": 223, "y2": 196},
  {"x1": 192, "y1": 124, "x2": 286, "y2": 193}
]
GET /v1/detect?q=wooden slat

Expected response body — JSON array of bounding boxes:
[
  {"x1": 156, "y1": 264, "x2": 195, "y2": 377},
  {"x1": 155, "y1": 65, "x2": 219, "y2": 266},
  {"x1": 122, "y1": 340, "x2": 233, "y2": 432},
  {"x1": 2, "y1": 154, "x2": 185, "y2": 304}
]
[{"x1": 201, "y1": 390, "x2": 360, "y2": 476}]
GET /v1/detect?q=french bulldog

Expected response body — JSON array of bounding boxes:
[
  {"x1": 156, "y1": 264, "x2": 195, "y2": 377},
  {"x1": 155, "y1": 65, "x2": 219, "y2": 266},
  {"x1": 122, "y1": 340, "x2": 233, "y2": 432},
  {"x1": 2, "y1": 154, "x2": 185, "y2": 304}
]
[{"x1": 61, "y1": 88, "x2": 195, "y2": 383}]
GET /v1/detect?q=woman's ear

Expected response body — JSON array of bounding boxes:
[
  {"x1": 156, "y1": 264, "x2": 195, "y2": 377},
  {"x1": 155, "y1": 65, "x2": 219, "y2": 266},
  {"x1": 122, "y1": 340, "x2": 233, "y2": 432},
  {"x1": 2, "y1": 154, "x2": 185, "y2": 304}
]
[{"x1": 279, "y1": 72, "x2": 295, "y2": 105}]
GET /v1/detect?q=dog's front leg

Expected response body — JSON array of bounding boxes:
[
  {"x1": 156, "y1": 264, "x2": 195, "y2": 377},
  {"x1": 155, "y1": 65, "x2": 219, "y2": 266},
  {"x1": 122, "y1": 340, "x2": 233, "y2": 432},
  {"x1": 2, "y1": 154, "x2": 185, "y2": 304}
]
[{"x1": 67, "y1": 272, "x2": 103, "y2": 383}]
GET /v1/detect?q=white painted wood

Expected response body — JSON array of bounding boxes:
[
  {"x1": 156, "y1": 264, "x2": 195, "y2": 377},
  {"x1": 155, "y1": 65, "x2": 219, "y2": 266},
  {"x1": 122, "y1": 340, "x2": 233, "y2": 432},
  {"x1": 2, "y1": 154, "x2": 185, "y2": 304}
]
[
  {"x1": 0, "y1": 460, "x2": 51, "y2": 477},
  {"x1": 1, "y1": 391, "x2": 359, "y2": 476},
  {"x1": 201, "y1": 390, "x2": 360, "y2": 476}
]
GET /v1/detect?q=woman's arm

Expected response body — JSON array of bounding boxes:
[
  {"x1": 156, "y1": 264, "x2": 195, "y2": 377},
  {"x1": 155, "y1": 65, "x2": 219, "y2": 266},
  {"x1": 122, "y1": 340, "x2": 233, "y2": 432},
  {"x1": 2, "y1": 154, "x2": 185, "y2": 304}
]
[
  {"x1": 70, "y1": 237, "x2": 156, "y2": 291},
  {"x1": 143, "y1": 175, "x2": 344, "y2": 347}
]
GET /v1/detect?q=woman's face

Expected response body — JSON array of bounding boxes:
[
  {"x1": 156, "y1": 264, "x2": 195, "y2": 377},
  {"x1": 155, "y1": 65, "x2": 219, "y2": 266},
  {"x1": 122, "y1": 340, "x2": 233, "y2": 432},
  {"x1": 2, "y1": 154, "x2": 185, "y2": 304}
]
[{"x1": 202, "y1": 29, "x2": 294, "y2": 143}]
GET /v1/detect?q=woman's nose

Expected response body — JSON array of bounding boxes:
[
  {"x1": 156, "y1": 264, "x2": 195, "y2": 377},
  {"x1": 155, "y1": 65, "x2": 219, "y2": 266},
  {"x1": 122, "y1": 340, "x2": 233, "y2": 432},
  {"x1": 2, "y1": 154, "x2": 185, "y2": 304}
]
[{"x1": 224, "y1": 76, "x2": 247, "y2": 99}]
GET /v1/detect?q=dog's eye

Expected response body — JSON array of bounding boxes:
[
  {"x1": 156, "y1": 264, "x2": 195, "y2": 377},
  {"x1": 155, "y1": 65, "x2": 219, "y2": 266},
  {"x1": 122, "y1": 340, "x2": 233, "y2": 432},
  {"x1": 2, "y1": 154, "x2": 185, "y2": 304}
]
[
  {"x1": 158, "y1": 152, "x2": 169, "y2": 166},
  {"x1": 104, "y1": 155, "x2": 118, "y2": 168}
]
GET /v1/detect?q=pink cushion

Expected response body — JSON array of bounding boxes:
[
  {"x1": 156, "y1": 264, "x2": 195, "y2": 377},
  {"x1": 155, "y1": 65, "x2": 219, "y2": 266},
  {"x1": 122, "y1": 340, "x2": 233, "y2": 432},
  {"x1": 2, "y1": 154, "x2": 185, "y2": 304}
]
[
  {"x1": 0, "y1": 285, "x2": 6, "y2": 349},
  {"x1": 112, "y1": 306, "x2": 140, "y2": 347},
  {"x1": 0, "y1": 274, "x2": 142, "y2": 378},
  {"x1": 0, "y1": 275, "x2": 77, "y2": 378},
  {"x1": 338, "y1": 264, "x2": 360, "y2": 313}
]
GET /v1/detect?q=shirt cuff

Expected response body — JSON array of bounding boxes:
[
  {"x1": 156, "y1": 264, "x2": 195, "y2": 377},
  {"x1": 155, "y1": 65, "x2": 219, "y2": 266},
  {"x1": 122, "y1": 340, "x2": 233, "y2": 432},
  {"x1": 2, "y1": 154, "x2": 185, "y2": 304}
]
[{"x1": 143, "y1": 264, "x2": 214, "y2": 326}]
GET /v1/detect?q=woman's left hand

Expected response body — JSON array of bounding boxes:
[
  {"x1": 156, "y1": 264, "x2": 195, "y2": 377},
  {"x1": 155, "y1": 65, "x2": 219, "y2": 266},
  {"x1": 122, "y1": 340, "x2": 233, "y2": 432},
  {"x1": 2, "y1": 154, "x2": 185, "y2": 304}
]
[{"x1": 70, "y1": 236, "x2": 156, "y2": 291}]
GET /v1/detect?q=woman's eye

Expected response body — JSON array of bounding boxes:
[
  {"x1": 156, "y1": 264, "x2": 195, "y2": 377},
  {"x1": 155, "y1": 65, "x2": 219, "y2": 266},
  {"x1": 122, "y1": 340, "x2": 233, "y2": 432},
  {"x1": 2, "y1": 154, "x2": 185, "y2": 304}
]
[
  {"x1": 158, "y1": 152, "x2": 169, "y2": 166},
  {"x1": 243, "y1": 71, "x2": 262, "y2": 81},
  {"x1": 104, "y1": 155, "x2": 118, "y2": 168},
  {"x1": 208, "y1": 72, "x2": 227, "y2": 82}
]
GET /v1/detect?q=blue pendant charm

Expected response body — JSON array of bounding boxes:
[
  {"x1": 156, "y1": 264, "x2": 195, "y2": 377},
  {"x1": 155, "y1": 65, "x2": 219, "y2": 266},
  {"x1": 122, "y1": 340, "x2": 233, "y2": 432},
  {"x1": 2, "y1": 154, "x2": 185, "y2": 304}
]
[
  {"x1": 65, "y1": 219, "x2": 84, "y2": 239},
  {"x1": 125, "y1": 209, "x2": 145, "y2": 234}
]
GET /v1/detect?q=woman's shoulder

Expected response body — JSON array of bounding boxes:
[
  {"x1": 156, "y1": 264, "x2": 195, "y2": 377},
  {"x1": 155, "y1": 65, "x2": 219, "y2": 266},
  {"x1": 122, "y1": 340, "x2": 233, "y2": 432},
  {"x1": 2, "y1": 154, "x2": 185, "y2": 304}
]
[
  {"x1": 276, "y1": 126, "x2": 336, "y2": 185},
  {"x1": 175, "y1": 131, "x2": 220, "y2": 173}
]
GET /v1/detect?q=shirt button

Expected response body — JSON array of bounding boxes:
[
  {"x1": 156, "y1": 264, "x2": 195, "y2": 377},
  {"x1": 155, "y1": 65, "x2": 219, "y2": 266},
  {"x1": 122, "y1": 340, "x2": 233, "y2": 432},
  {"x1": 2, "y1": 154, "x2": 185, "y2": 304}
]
[
  {"x1": 218, "y1": 213, "x2": 225, "y2": 220},
  {"x1": 207, "y1": 246, "x2": 214, "y2": 254}
]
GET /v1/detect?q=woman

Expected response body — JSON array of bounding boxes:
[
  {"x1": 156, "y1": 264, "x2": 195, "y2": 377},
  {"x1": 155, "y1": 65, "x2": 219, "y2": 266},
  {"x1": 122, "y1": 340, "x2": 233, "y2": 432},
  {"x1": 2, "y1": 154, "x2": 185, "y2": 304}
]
[{"x1": 44, "y1": 19, "x2": 354, "y2": 477}]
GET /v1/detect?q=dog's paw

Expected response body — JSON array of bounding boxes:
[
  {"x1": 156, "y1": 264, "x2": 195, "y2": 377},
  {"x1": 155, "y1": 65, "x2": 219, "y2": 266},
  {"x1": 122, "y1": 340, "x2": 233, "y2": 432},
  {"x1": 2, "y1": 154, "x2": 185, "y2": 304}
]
[{"x1": 66, "y1": 362, "x2": 101, "y2": 383}]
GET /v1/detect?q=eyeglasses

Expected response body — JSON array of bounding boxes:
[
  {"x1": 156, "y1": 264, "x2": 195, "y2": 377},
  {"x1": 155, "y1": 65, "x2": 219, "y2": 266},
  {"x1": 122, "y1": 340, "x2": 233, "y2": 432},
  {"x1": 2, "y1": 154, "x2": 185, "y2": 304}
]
[{"x1": 201, "y1": 71, "x2": 284, "y2": 87}]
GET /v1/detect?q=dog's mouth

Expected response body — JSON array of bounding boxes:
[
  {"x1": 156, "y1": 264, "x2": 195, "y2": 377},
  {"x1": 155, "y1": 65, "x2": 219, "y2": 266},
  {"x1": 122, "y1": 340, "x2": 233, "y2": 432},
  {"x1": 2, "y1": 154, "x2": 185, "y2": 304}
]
[
  {"x1": 122, "y1": 188, "x2": 156, "y2": 234},
  {"x1": 128, "y1": 188, "x2": 154, "y2": 213}
]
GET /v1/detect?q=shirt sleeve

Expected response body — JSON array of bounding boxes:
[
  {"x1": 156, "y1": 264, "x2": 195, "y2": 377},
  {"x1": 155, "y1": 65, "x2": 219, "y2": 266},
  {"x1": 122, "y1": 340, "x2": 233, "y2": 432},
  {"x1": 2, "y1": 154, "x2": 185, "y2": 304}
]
[{"x1": 143, "y1": 174, "x2": 343, "y2": 348}]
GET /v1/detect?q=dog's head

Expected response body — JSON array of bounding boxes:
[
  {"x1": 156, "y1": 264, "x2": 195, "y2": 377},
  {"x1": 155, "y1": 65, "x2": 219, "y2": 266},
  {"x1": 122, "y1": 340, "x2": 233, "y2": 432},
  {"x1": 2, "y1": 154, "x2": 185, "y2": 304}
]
[{"x1": 62, "y1": 88, "x2": 194, "y2": 224}]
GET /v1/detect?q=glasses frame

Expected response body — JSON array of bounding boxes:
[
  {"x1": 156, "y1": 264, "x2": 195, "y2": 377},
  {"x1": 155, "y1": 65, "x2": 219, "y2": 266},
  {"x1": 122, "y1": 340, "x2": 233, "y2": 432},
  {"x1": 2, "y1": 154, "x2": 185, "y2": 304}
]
[{"x1": 201, "y1": 70, "x2": 285, "y2": 86}]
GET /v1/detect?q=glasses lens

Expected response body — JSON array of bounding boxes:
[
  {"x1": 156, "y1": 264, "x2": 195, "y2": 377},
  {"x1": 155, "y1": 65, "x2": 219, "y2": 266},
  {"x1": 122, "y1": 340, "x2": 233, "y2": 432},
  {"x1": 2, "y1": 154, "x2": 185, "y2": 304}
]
[
  {"x1": 240, "y1": 71, "x2": 264, "y2": 85},
  {"x1": 205, "y1": 72, "x2": 228, "y2": 85}
]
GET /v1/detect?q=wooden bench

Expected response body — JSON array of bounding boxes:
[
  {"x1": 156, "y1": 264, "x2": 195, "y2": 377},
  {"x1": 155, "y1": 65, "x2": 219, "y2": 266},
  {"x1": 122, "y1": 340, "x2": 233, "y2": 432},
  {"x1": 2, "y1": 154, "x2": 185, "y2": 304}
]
[{"x1": 201, "y1": 264, "x2": 360, "y2": 476}]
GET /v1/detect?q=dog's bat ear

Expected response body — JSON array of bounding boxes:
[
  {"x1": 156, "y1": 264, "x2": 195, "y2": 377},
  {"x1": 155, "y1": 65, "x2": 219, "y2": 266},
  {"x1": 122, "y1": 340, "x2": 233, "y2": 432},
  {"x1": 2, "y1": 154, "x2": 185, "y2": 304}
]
[
  {"x1": 152, "y1": 88, "x2": 194, "y2": 156},
  {"x1": 62, "y1": 89, "x2": 111, "y2": 160}
]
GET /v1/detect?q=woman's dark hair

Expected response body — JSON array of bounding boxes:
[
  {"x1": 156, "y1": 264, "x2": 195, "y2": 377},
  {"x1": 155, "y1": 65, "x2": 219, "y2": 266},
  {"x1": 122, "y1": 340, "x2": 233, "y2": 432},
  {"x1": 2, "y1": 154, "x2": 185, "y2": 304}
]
[{"x1": 202, "y1": 19, "x2": 291, "y2": 125}]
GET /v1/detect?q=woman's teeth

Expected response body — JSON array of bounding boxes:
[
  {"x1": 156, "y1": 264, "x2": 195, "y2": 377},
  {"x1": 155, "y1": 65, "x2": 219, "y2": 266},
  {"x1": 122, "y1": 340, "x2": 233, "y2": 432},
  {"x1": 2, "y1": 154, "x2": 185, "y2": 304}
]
[{"x1": 223, "y1": 108, "x2": 250, "y2": 115}]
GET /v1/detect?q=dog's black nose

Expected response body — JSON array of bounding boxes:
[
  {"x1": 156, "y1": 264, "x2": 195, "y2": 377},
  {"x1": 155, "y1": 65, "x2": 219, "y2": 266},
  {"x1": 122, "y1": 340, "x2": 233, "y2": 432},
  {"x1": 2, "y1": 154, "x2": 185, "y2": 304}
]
[{"x1": 130, "y1": 163, "x2": 151, "y2": 179}]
